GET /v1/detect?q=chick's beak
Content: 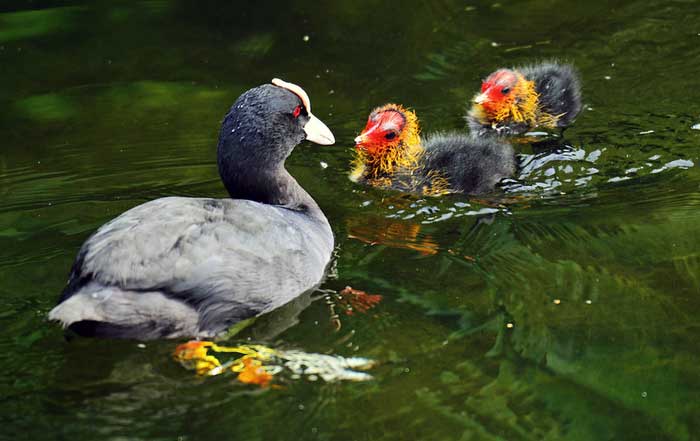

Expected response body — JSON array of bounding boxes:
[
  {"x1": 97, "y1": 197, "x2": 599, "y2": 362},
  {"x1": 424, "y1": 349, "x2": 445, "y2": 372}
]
[
  {"x1": 304, "y1": 113, "x2": 335, "y2": 145},
  {"x1": 355, "y1": 120, "x2": 381, "y2": 150},
  {"x1": 473, "y1": 92, "x2": 489, "y2": 105}
]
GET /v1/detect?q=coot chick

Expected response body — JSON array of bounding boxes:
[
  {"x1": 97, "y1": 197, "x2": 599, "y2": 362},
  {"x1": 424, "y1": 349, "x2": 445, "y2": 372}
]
[
  {"x1": 49, "y1": 79, "x2": 336, "y2": 340},
  {"x1": 351, "y1": 104, "x2": 515, "y2": 195},
  {"x1": 466, "y1": 61, "x2": 582, "y2": 137}
]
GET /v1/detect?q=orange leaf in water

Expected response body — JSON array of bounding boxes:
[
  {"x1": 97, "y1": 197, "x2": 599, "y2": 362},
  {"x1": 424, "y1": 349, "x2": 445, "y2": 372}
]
[
  {"x1": 338, "y1": 286, "x2": 383, "y2": 315},
  {"x1": 237, "y1": 357, "x2": 273, "y2": 387}
]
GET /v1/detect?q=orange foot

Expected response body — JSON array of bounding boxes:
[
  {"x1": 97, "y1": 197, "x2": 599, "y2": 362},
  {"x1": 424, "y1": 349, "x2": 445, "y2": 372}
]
[{"x1": 173, "y1": 341, "x2": 221, "y2": 375}]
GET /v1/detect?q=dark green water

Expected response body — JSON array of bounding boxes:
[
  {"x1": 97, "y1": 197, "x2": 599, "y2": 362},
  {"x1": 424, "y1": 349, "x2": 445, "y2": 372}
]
[{"x1": 2, "y1": 0, "x2": 700, "y2": 439}]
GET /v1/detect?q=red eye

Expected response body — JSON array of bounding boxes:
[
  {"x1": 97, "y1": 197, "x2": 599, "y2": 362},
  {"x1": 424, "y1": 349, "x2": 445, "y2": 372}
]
[{"x1": 293, "y1": 105, "x2": 302, "y2": 118}]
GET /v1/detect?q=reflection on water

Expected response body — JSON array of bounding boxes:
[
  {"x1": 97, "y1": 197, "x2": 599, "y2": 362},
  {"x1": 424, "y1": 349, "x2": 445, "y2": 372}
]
[
  {"x1": 1, "y1": 0, "x2": 700, "y2": 440},
  {"x1": 347, "y1": 215, "x2": 440, "y2": 254}
]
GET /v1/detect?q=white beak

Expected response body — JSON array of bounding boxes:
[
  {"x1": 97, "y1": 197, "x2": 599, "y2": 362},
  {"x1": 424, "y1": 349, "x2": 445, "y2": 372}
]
[
  {"x1": 303, "y1": 113, "x2": 335, "y2": 145},
  {"x1": 474, "y1": 93, "x2": 489, "y2": 105},
  {"x1": 354, "y1": 135, "x2": 363, "y2": 144}
]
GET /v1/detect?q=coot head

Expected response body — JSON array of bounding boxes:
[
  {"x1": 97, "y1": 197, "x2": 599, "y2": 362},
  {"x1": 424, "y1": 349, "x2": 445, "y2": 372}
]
[
  {"x1": 474, "y1": 69, "x2": 519, "y2": 106},
  {"x1": 470, "y1": 69, "x2": 538, "y2": 126},
  {"x1": 219, "y1": 78, "x2": 334, "y2": 165},
  {"x1": 353, "y1": 104, "x2": 421, "y2": 167},
  {"x1": 217, "y1": 79, "x2": 334, "y2": 202}
]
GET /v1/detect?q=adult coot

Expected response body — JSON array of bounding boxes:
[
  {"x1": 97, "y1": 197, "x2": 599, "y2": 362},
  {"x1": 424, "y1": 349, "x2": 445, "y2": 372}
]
[
  {"x1": 466, "y1": 61, "x2": 582, "y2": 137},
  {"x1": 350, "y1": 103, "x2": 515, "y2": 195},
  {"x1": 49, "y1": 79, "x2": 336, "y2": 340}
]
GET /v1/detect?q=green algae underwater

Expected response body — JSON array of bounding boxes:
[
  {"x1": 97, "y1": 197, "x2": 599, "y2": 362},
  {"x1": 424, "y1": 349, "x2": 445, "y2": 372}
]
[{"x1": 1, "y1": 1, "x2": 699, "y2": 440}]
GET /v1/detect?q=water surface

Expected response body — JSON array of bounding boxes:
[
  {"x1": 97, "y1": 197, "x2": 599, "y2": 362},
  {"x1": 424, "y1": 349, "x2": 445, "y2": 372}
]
[{"x1": 1, "y1": 1, "x2": 700, "y2": 440}]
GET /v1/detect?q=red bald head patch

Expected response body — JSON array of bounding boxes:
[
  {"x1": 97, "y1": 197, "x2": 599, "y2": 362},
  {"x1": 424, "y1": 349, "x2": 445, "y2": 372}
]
[
  {"x1": 476, "y1": 70, "x2": 518, "y2": 111},
  {"x1": 355, "y1": 108, "x2": 406, "y2": 156}
]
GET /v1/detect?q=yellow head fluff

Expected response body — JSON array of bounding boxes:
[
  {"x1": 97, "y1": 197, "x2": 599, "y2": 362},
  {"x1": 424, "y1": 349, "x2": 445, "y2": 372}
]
[
  {"x1": 350, "y1": 104, "x2": 455, "y2": 196},
  {"x1": 351, "y1": 104, "x2": 424, "y2": 179},
  {"x1": 472, "y1": 72, "x2": 563, "y2": 130},
  {"x1": 493, "y1": 73, "x2": 539, "y2": 125}
]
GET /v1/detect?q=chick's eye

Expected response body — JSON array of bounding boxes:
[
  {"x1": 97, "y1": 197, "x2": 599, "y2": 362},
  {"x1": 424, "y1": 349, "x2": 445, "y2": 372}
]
[
  {"x1": 293, "y1": 105, "x2": 302, "y2": 118},
  {"x1": 384, "y1": 132, "x2": 397, "y2": 140},
  {"x1": 501, "y1": 87, "x2": 511, "y2": 95}
]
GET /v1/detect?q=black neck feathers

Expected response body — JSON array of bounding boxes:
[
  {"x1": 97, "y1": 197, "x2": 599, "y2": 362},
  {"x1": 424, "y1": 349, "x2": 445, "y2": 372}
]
[{"x1": 216, "y1": 85, "x2": 318, "y2": 213}]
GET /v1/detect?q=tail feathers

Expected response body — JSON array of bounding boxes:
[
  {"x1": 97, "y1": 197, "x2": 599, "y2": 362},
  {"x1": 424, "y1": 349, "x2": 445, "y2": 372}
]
[{"x1": 49, "y1": 283, "x2": 199, "y2": 340}]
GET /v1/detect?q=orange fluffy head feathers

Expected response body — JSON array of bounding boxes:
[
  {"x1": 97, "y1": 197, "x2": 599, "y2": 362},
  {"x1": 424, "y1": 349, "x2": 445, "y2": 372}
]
[
  {"x1": 471, "y1": 69, "x2": 540, "y2": 127},
  {"x1": 352, "y1": 104, "x2": 422, "y2": 178}
]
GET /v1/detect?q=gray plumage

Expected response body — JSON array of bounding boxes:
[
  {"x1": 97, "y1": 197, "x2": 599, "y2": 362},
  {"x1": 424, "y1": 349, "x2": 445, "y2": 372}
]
[
  {"x1": 520, "y1": 62, "x2": 582, "y2": 129},
  {"x1": 367, "y1": 132, "x2": 516, "y2": 195},
  {"x1": 421, "y1": 132, "x2": 516, "y2": 194},
  {"x1": 49, "y1": 83, "x2": 334, "y2": 339}
]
